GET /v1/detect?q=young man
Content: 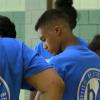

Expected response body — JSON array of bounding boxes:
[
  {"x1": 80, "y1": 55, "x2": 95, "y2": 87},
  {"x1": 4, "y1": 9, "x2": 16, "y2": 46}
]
[
  {"x1": 35, "y1": 9, "x2": 100, "y2": 100},
  {"x1": 0, "y1": 15, "x2": 64, "y2": 100},
  {"x1": 33, "y1": 0, "x2": 88, "y2": 60}
]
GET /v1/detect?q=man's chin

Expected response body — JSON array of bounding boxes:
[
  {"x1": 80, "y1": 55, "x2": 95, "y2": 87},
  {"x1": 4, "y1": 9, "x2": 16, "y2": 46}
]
[
  {"x1": 48, "y1": 50, "x2": 55, "y2": 55},
  {"x1": 50, "y1": 51, "x2": 57, "y2": 55}
]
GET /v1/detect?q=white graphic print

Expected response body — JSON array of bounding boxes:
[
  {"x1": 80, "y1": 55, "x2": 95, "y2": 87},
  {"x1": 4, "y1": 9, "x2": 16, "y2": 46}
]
[
  {"x1": 77, "y1": 68, "x2": 100, "y2": 100},
  {"x1": 0, "y1": 76, "x2": 10, "y2": 100}
]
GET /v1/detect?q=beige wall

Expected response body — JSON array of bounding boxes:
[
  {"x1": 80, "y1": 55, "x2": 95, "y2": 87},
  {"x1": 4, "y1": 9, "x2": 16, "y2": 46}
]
[
  {"x1": 74, "y1": 0, "x2": 100, "y2": 10},
  {"x1": 0, "y1": 0, "x2": 25, "y2": 11}
]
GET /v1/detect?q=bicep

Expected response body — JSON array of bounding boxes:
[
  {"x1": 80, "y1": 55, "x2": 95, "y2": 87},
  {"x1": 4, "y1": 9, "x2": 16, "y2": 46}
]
[{"x1": 26, "y1": 68, "x2": 61, "y2": 91}]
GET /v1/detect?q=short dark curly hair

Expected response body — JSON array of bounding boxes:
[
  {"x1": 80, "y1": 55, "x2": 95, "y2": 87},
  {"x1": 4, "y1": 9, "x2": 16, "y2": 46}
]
[
  {"x1": 88, "y1": 34, "x2": 100, "y2": 52},
  {"x1": 35, "y1": 9, "x2": 70, "y2": 31},
  {"x1": 0, "y1": 15, "x2": 16, "y2": 38}
]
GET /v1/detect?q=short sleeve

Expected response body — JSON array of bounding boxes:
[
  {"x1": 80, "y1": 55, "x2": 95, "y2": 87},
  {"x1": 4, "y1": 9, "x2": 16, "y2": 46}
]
[{"x1": 22, "y1": 43, "x2": 52, "y2": 78}]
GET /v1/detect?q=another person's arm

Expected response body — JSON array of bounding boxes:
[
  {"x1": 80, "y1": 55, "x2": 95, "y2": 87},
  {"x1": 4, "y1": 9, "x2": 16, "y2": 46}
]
[
  {"x1": 29, "y1": 91, "x2": 37, "y2": 100},
  {"x1": 23, "y1": 43, "x2": 64, "y2": 100},
  {"x1": 26, "y1": 68, "x2": 64, "y2": 100}
]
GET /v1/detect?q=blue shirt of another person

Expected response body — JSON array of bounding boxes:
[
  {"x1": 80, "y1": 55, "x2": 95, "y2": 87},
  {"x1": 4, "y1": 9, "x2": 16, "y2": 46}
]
[
  {"x1": 47, "y1": 45, "x2": 100, "y2": 100},
  {"x1": 0, "y1": 38, "x2": 51, "y2": 100}
]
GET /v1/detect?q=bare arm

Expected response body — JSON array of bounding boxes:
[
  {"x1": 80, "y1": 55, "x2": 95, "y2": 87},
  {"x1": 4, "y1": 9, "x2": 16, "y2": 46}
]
[
  {"x1": 29, "y1": 91, "x2": 40, "y2": 100},
  {"x1": 26, "y1": 68, "x2": 64, "y2": 100},
  {"x1": 29, "y1": 91, "x2": 37, "y2": 100},
  {"x1": 34, "y1": 91, "x2": 40, "y2": 100}
]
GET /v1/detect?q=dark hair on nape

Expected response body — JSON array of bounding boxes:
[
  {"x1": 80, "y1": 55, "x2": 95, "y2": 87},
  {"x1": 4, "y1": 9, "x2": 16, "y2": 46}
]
[
  {"x1": 35, "y1": 9, "x2": 70, "y2": 31},
  {"x1": 55, "y1": 0, "x2": 77, "y2": 30},
  {"x1": 88, "y1": 34, "x2": 100, "y2": 52},
  {"x1": 0, "y1": 15, "x2": 16, "y2": 38}
]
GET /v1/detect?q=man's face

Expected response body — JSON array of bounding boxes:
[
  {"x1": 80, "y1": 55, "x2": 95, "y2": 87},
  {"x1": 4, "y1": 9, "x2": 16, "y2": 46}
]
[{"x1": 38, "y1": 26, "x2": 61, "y2": 55}]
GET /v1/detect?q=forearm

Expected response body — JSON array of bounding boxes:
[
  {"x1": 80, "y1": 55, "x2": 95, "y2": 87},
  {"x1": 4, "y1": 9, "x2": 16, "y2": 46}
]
[
  {"x1": 26, "y1": 69, "x2": 64, "y2": 100},
  {"x1": 34, "y1": 91, "x2": 40, "y2": 100},
  {"x1": 30, "y1": 91, "x2": 37, "y2": 100},
  {"x1": 37, "y1": 91, "x2": 62, "y2": 100},
  {"x1": 35, "y1": 82, "x2": 64, "y2": 100}
]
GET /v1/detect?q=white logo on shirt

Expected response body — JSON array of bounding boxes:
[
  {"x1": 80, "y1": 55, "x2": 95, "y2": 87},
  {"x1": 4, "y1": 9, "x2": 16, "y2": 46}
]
[
  {"x1": 77, "y1": 68, "x2": 100, "y2": 100},
  {"x1": 0, "y1": 76, "x2": 10, "y2": 100}
]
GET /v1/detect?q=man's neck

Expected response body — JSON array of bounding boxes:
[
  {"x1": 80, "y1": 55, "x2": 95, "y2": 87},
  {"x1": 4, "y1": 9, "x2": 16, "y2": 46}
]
[{"x1": 61, "y1": 35, "x2": 80, "y2": 51}]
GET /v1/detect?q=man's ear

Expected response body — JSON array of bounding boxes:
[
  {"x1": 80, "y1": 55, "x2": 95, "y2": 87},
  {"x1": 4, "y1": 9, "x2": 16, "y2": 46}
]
[{"x1": 54, "y1": 26, "x2": 62, "y2": 36}]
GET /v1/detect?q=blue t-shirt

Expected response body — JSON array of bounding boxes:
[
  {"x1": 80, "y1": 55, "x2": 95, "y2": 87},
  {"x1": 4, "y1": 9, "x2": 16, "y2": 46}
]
[
  {"x1": 0, "y1": 38, "x2": 51, "y2": 100},
  {"x1": 47, "y1": 45, "x2": 100, "y2": 100},
  {"x1": 34, "y1": 37, "x2": 88, "y2": 59}
]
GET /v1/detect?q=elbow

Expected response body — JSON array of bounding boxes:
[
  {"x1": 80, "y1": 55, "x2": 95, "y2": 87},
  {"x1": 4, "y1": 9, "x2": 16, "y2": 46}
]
[
  {"x1": 55, "y1": 77, "x2": 65, "y2": 94},
  {"x1": 48, "y1": 76, "x2": 65, "y2": 97}
]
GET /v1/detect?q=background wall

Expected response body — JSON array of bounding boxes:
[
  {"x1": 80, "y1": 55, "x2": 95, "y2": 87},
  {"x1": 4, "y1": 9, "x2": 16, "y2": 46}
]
[
  {"x1": 74, "y1": 10, "x2": 100, "y2": 42},
  {"x1": 25, "y1": 0, "x2": 47, "y2": 47},
  {"x1": 74, "y1": 0, "x2": 100, "y2": 42},
  {"x1": 0, "y1": 0, "x2": 25, "y2": 11}
]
